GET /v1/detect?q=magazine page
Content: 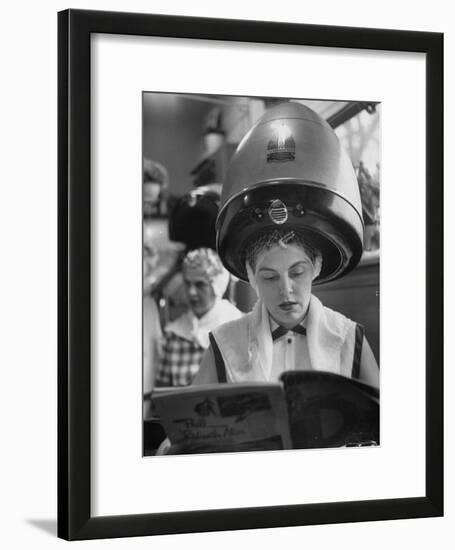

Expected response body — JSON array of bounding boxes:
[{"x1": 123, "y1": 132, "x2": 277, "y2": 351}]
[
  {"x1": 280, "y1": 371, "x2": 380, "y2": 449},
  {"x1": 152, "y1": 383, "x2": 292, "y2": 453}
]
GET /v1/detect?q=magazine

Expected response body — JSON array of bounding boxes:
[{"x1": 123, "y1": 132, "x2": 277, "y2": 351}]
[{"x1": 151, "y1": 371, "x2": 379, "y2": 454}]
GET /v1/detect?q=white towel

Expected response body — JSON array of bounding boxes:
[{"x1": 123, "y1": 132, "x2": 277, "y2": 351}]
[{"x1": 246, "y1": 295, "x2": 350, "y2": 379}]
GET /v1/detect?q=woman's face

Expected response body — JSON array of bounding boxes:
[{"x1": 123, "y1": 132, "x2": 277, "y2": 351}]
[
  {"x1": 183, "y1": 269, "x2": 216, "y2": 318},
  {"x1": 253, "y1": 244, "x2": 318, "y2": 329}
]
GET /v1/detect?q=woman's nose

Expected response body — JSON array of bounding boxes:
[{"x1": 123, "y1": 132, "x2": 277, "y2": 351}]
[
  {"x1": 187, "y1": 284, "x2": 197, "y2": 297},
  {"x1": 279, "y1": 275, "x2": 293, "y2": 297}
]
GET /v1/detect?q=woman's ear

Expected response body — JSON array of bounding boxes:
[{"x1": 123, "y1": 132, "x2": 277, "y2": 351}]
[{"x1": 312, "y1": 255, "x2": 322, "y2": 280}]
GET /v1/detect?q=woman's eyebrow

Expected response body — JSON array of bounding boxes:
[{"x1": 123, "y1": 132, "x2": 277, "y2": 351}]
[
  {"x1": 258, "y1": 260, "x2": 310, "y2": 273},
  {"x1": 258, "y1": 266, "x2": 277, "y2": 273},
  {"x1": 289, "y1": 260, "x2": 309, "y2": 269}
]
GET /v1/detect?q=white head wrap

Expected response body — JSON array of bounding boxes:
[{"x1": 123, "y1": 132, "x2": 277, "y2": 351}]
[{"x1": 182, "y1": 247, "x2": 230, "y2": 298}]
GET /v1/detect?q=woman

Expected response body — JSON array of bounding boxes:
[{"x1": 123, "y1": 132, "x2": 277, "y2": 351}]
[
  {"x1": 158, "y1": 101, "x2": 379, "y2": 453},
  {"x1": 193, "y1": 229, "x2": 378, "y2": 387},
  {"x1": 155, "y1": 247, "x2": 242, "y2": 387}
]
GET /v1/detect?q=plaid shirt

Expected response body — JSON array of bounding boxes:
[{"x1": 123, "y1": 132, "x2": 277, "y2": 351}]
[{"x1": 155, "y1": 331, "x2": 205, "y2": 387}]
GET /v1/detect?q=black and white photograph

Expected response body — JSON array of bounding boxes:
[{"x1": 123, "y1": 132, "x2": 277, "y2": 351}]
[{"x1": 143, "y1": 93, "x2": 381, "y2": 456}]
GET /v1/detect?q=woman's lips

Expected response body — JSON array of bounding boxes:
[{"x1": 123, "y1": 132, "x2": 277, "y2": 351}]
[{"x1": 279, "y1": 302, "x2": 298, "y2": 311}]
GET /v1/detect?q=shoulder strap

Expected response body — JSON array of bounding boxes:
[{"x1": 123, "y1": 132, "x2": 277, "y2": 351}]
[
  {"x1": 351, "y1": 323, "x2": 365, "y2": 379},
  {"x1": 208, "y1": 332, "x2": 227, "y2": 383}
]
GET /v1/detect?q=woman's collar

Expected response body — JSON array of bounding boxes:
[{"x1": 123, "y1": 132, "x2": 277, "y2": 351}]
[{"x1": 267, "y1": 308, "x2": 309, "y2": 332}]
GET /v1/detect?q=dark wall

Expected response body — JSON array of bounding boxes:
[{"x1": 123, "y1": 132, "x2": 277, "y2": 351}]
[
  {"x1": 313, "y1": 260, "x2": 380, "y2": 363},
  {"x1": 143, "y1": 93, "x2": 212, "y2": 196}
]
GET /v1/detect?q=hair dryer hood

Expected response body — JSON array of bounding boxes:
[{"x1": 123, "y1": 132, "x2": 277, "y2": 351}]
[{"x1": 216, "y1": 101, "x2": 364, "y2": 284}]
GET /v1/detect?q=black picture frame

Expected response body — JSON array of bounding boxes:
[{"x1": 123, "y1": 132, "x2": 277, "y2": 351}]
[{"x1": 58, "y1": 8, "x2": 443, "y2": 541}]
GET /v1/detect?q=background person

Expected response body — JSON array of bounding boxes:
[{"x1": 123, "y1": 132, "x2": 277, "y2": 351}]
[
  {"x1": 143, "y1": 244, "x2": 163, "y2": 416},
  {"x1": 155, "y1": 247, "x2": 242, "y2": 386}
]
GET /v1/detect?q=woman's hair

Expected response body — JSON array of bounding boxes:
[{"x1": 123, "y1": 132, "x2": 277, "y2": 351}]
[{"x1": 242, "y1": 229, "x2": 321, "y2": 272}]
